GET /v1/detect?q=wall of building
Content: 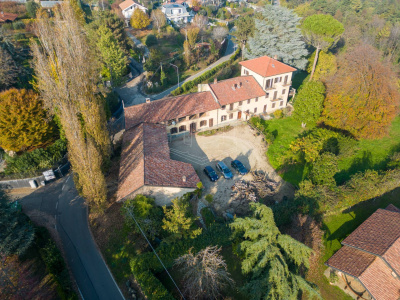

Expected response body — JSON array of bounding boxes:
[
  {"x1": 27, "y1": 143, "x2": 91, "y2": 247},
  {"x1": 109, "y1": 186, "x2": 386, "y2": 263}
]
[{"x1": 122, "y1": 4, "x2": 147, "y2": 19}]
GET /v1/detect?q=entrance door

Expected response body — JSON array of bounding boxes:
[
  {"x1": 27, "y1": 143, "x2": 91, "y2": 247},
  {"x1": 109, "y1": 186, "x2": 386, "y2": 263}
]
[
  {"x1": 190, "y1": 122, "x2": 196, "y2": 133},
  {"x1": 209, "y1": 118, "x2": 213, "y2": 127},
  {"x1": 237, "y1": 111, "x2": 242, "y2": 119}
]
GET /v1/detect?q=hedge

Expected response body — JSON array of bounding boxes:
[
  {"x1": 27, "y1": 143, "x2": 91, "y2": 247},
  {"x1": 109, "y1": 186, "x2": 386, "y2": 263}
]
[
  {"x1": 171, "y1": 47, "x2": 241, "y2": 96},
  {"x1": 130, "y1": 223, "x2": 232, "y2": 299}
]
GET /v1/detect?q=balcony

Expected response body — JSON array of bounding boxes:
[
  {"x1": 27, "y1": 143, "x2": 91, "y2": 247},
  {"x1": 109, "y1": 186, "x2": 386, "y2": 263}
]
[
  {"x1": 282, "y1": 81, "x2": 292, "y2": 87},
  {"x1": 265, "y1": 85, "x2": 276, "y2": 91}
]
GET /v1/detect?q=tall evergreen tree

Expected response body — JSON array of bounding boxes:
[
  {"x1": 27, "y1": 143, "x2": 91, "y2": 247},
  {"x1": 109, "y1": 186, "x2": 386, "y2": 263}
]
[
  {"x1": 230, "y1": 203, "x2": 320, "y2": 300},
  {"x1": 245, "y1": 5, "x2": 308, "y2": 70},
  {"x1": 0, "y1": 189, "x2": 35, "y2": 256},
  {"x1": 233, "y1": 15, "x2": 255, "y2": 59}
]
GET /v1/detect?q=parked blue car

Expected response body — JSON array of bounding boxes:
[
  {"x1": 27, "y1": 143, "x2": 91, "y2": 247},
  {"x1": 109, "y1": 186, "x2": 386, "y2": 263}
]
[
  {"x1": 231, "y1": 160, "x2": 249, "y2": 175},
  {"x1": 216, "y1": 161, "x2": 233, "y2": 179},
  {"x1": 204, "y1": 166, "x2": 219, "y2": 182}
]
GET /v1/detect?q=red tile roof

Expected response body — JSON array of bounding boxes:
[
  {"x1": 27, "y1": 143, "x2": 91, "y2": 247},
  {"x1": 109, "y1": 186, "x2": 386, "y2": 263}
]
[
  {"x1": 0, "y1": 12, "x2": 18, "y2": 23},
  {"x1": 119, "y1": 0, "x2": 146, "y2": 11},
  {"x1": 117, "y1": 123, "x2": 200, "y2": 201},
  {"x1": 386, "y1": 204, "x2": 400, "y2": 213},
  {"x1": 209, "y1": 76, "x2": 266, "y2": 106},
  {"x1": 342, "y1": 208, "x2": 400, "y2": 256},
  {"x1": 125, "y1": 92, "x2": 219, "y2": 130},
  {"x1": 239, "y1": 56, "x2": 296, "y2": 77}
]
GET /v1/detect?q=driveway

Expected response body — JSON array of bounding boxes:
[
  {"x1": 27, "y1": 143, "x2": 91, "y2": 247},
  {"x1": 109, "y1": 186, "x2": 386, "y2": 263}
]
[{"x1": 18, "y1": 176, "x2": 125, "y2": 300}]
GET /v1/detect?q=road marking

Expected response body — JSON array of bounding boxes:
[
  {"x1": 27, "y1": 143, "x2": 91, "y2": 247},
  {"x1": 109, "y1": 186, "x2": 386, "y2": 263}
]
[{"x1": 77, "y1": 286, "x2": 85, "y2": 300}]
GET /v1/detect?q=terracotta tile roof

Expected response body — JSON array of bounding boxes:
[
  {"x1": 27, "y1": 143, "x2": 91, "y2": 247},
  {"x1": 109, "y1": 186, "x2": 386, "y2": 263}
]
[
  {"x1": 0, "y1": 12, "x2": 18, "y2": 23},
  {"x1": 383, "y1": 238, "x2": 400, "y2": 276},
  {"x1": 209, "y1": 76, "x2": 266, "y2": 106},
  {"x1": 325, "y1": 246, "x2": 376, "y2": 277},
  {"x1": 116, "y1": 123, "x2": 199, "y2": 201},
  {"x1": 239, "y1": 56, "x2": 296, "y2": 77},
  {"x1": 386, "y1": 204, "x2": 400, "y2": 213},
  {"x1": 124, "y1": 91, "x2": 219, "y2": 130},
  {"x1": 342, "y1": 208, "x2": 400, "y2": 256},
  {"x1": 359, "y1": 257, "x2": 400, "y2": 300},
  {"x1": 119, "y1": 0, "x2": 145, "y2": 11}
]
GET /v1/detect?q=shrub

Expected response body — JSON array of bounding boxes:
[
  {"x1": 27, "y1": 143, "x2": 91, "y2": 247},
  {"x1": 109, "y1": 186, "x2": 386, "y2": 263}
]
[
  {"x1": 310, "y1": 152, "x2": 339, "y2": 186},
  {"x1": 12, "y1": 20, "x2": 25, "y2": 30},
  {"x1": 273, "y1": 109, "x2": 284, "y2": 119},
  {"x1": 201, "y1": 207, "x2": 215, "y2": 227},
  {"x1": 205, "y1": 194, "x2": 213, "y2": 204},
  {"x1": 145, "y1": 34, "x2": 158, "y2": 47}
]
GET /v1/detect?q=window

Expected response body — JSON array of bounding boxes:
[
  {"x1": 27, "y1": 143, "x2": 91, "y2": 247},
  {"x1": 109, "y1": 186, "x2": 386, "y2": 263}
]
[
  {"x1": 230, "y1": 103, "x2": 234, "y2": 110},
  {"x1": 221, "y1": 105, "x2": 226, "y2": 110},
  {"x1": 238, "y1": 101, "x2": 242, "y2": 106},
  {"x1": 273, "y1": 91, "x2": 278, "y2": 100},
  {"x1": 254, "y1": 107, "x2": 257, "y2": 113},
  {"x1": 221, "y1": 115, "x2": 227, "y2": 122},
  {"x1": 274, "y1": 77, "x2": 278, "y2": 83},
  {"x1": 199, "y1": 112, "x2": 206, "y2": 118},
  {"x1": 170, "y1": 127, "x2": 178, "y2": 134},
  {"x1": 282, "y1": 89, "x2": 286, "y2": 95},
  {"x1": 279, "y1": 77, "x2": 282, "y2": 82},
  {"x1": 280, "y1": 101, "x2": 284, "y2": 107},
  {"x1": 178, "y1": 116, "x2": 186, "y2": 123},
  {"x1": 272, "y1": 103, "x2": 276, "y2": 109},
  {"x1": 284, "y1": 75, "x2": 288, "y2": 85},
  {"x1": 247, "y1": 99, "x2": 251, "y2": 104},
  {"x1": 244, "y1": 69, "x2": 249, "y2": 75},
  {"x1": 179, "y1": 125, "x2": 186, "y2": 132},
  {"x1": 229, "y1": 113, "x2": 233, "y2": 119},
  {"x1": 263, "y1": 105, "x2": 267, "y2": 113},
  {"x1": 246, "y1": 109, "x2": 250, "y2": 114},
  {"x1": 255, "y1": 97, "x2": 258, "y2": 102},
  {"x1": 266, "y1": 93, "x2": 269, "y2": 98},
  {"x1": 200, "y1": 120, "x2": 207, "y2": 127},
  {"x1": 265, "y1": 79, "x2": 273, "y2": 89}
]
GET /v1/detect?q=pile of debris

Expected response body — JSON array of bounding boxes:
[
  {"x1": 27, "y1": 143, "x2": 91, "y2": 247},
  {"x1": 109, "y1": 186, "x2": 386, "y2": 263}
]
[{"x1": 227, "y1": 171, "x2": 279, "y2": 215}]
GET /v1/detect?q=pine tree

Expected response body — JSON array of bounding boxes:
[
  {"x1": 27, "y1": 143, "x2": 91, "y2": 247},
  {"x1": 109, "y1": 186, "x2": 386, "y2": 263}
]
[
  {"x1": 292, "y1": 80, "x2": 325, "y2": 127},
  {"x1": 130, "y1": 8, "x2": 150, "y2": 29},
  {"x1": 245, "y1": 5, "x2": 308, "y2": 70},
  {"x1": 0, "y1": 89, "x2": 57, "y2": 152},
  {"x1": 96, "y1": 25, "x2": 128, "y2": 85},
  {"x1": 230, "y1": 203, "x2": 321, "y2": 300},
  {"x1": 162, "y1": 197, "x2": 202, "y2": 242},
  {"x1": 0, "y1": 188, "x2": 35, "y2": 256}
]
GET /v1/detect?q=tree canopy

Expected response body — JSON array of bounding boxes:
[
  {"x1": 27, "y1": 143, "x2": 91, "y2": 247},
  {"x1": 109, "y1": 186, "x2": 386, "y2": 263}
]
[
  {"x1": 306, "y1": 50, "x2": 337, "y2": 81},
  {"x1": 230, "y1": 203, "x2": 320, "y2": 300},
  {"x1": 0, "y1": 48, "x2": 18, "y2": 91},
  {"x1": 233, "y1": 15, "x2": 254, "y2": 58},
  {"x1": 321, "y1": 43, "x2": 400, "y2": 139},
  {"x1": 245, "y1": 5, "x2": 308, "y2": 69},
  {"x1": 0, "y1": 89, "x2": 57, "y2": 152},
  {"x1": 130, "y1": 8, "x2": 150, "y2": 29}
]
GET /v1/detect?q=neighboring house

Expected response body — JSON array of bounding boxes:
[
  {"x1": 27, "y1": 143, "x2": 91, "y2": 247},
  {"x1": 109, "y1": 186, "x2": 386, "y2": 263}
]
[
  {"x1": 0, "y1": 11, "x2": 18, "y2": 23},
  {"x1": 325, "y1": 204, "x2": 400, "y2": 300},
  {"x1": 162, "y1": 3, "x2": 192, "y2": 24},
  {"x1": 40, "y1": 1, "x2": 64, "y2": 8},
  {"x1": 119, "y1": 0, "x2": 147, "y2": 19},
  {"x1": 117, "y1": 56, "x2": 295, "y2": 204}
]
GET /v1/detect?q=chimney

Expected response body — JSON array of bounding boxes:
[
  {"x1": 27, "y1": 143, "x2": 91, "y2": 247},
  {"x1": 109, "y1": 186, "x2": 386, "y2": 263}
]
[
  {"x1": 145, "y1": 98, "x2": 151, "y2": 103},
  {"x1": 214, "y1": 78, "x2": 217, "y2": 84},
  {"x1": 182, "y1": 176, "x2": 186, "y2": 182},
  {"x1": 239, "y1": 82, "x2": 242, "y2": 88},
  {"x1": 273, "y1": 55, "x2": 278, "y2": 60}
]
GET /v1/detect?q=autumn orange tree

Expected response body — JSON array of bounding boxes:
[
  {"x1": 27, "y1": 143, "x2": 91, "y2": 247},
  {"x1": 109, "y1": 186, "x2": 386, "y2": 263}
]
[
  {"x1": 321, "y1": 43, "x2": 400, "y2": 139},
  {"x1": 0, "y1": 89, "x2": 56, "y2": 152}
]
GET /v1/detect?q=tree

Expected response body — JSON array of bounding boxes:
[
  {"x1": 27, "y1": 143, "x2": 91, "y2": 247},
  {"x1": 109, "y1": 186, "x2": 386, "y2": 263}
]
[
  {"x1": 183, "y1": 40, "x2": 191, "y2": 65},
  {"x1": 306, "y1": 50, "x2": 337, "y2": 81},
  {"x1": 151, "y1": 9, "x2": 166, "y2": 33},
  {"x1": 0, "y1": 188, "x2": 35, "y2": 256},
  {"x1": 25, "y1": 1, "x2": 39, "y2": 18},
  {"x1": 233, "y1": 15, "x2": 254, "y2": 59},
  {"x1": 192, "y1": 14, "x2": 208, "y2": 31},
  {"x1": 162, "y1": 197, "x2": 202, "y2": 241},
  {"x1": 0, "y1": 48, "x2": 18, "y2": 91},
  {"x1": 230, "y1": 203, "x2": 320, "y2": 300},
  {"x1": 321, "y1": 43, "x2": 400, "y2": 139},
  {"x1": 212, "y1": 26, "x2": 228, "y2": 42},
  {"x1": 96, "y1": 25, "x2": 129, "y2": 85},
  {"x1": 130, "y1": 8, "x2": 150, "y2": 29},
  {"x1": 32, "y1": 4, "x2": 110, "y2": 209},
  {"x1": 310, "y1": 153, "x2": 338, "y2": 186},
  {"x1": 187, "y1": 26, "x2": 200, "y2": 48},
  {"x1": 0, "y1": 89, "x2": 57, "y2": 152},
  {"x1": 302, "y1": 14, "x2": 344, "y2": 81},
  {"x1": 245, "y1": 5, "x2": 308, "y2": 70},
  {"x1": 292, "y1": 81, "x2": 325, "y2": 127},
  {"x1": 174, "y1": 246, "x2": 233, "y2": 300}
]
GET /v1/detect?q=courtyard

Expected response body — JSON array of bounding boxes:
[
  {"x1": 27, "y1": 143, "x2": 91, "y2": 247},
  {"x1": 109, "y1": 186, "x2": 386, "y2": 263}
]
[{"x1": 169, "y1": 124, "x2": 295, "y2": 214}]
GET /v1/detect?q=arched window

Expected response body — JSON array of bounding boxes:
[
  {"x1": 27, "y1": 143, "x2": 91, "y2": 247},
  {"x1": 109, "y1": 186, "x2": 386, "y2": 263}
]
[
  {"x1": 170, "y1": 127, "x2": 178, "y2": 134},
  {"x1": 179, "y1": 125, "x2": 186, "y2": 132}
]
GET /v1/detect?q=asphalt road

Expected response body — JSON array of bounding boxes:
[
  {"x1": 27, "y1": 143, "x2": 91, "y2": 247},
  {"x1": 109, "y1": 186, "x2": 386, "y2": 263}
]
[{"x1": 19, "y1": 176, "x2": 125, "y2": 300}]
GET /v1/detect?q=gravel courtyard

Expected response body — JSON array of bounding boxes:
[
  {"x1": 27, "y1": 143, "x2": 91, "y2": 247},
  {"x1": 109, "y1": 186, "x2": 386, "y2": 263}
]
[{"x1": 169, "y1": 124, "x2": 294, "y2": 214}]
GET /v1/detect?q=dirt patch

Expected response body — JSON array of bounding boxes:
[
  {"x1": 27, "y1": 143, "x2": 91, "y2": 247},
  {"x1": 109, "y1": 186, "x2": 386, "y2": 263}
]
[{"x1": 169, "y1": 124, "x2": 295, "y2": 215}]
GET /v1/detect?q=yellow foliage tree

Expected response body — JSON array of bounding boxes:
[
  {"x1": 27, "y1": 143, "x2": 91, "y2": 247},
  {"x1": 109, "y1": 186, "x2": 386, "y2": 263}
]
[
  {"x1": 130, "y1": 8, "x2": 150, "y2": 29},
  {"x1": 306, "y1": 50, "x2": 337, "y2": 81}
]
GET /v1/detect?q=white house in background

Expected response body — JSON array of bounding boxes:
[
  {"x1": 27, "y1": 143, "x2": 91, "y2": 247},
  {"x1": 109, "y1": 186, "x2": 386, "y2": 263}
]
[
  {"x1": 119, "y1": 0, "x2": 147, "y2": 19},
  {"x1": 162, "y1": 3, "x2": 192, "y2": 24}
]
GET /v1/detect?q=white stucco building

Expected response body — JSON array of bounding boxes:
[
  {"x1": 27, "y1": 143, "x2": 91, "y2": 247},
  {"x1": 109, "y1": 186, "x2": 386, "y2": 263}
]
[
  {"x1": 161, "y1": 3, "x2": 192, "y2": 24},
  {"x1": 119, "y1": 0, "x2": 147, "y2": 19}
]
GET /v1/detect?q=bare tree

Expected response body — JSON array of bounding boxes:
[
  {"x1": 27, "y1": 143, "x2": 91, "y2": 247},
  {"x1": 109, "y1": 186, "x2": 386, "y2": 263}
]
[
  {"x1": 212, "y1": 26, "x2": 228, "y2": 42},
  {"x1": 32, "y1": 4, "x2": 110, "y2": 209},
  {"x1": 0, "y1": 48, "x2": 18, "y2": 91},
  {"x1": 174, "y1": 246, "x2": 234, "y2": 300},
  {"x1": 151, "y1": 9, "x2": 166, "y2": 34},
  {"x1": 193, "y1": 14, "x2": 208, "y2": 31}
]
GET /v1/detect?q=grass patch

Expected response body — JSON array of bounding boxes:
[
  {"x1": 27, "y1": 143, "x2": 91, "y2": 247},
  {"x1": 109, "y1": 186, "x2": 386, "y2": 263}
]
[{"x1": 198, "y1": 125, "x2": 233, "y2": 136}]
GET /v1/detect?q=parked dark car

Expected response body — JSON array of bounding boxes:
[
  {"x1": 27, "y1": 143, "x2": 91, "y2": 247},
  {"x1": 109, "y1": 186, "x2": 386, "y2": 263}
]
[
  {"x1": 204, "y1": 166, "x2": 219, "y2": 182},
  {"x1": 231, "y1": 160, "x2": 249, "y2": 175},
  {"x1": 216, "y1": 161, "x2": 233, "y2": 179}
]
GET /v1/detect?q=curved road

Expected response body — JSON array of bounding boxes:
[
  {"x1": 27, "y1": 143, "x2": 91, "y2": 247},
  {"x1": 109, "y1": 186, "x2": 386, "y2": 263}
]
[{"x1": 19, "y1": 176, "x2": 125, "y2": 300}]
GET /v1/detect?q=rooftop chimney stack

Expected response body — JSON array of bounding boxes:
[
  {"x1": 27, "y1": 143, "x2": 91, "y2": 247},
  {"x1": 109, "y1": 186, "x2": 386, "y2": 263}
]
[
  {"x1": 146, "y1": 98, "x2": 151, "y2": 103},
  {"x1": 182, "y1": 176, "x2": 186, "y2": 182},
  {"x1": 273, "y1": 55, "x2": 278, "y2": 60}
]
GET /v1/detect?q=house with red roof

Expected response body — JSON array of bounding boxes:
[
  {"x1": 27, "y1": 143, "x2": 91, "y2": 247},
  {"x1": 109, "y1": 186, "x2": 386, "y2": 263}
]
[
  {"x1": 119, "y1": 0, "x2": 147, "y2": 19},
  {"x1": 0, "y1": 11, "x2": 18, "y2": 23},
  {"x1": 325, "y1": 204, "x2": 400, "y2": 300}
]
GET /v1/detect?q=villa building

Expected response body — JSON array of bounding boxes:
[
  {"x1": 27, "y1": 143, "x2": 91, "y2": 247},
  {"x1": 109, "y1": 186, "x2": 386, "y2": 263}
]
[
  {"x1": 119, "y1": 0, "x2": 147, "y2": 19},
  {"x1": 161, "y1": 3, "x2": 192, "y2": 24}
]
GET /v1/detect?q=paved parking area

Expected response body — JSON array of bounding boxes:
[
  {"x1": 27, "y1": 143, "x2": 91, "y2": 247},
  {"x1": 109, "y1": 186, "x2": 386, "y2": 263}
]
[{"x1": 169, "y1": 124, "x2": 294, "y2": 212}]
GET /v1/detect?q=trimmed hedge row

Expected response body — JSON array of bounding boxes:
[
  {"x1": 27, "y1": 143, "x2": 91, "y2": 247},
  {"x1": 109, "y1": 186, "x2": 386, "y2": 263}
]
[
  {"x1": 129, "y1": 223, "x2": 232, "y2": 299},
  {"x1": 171, "y1": 47, "x2": 241, "y2": 96}
]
